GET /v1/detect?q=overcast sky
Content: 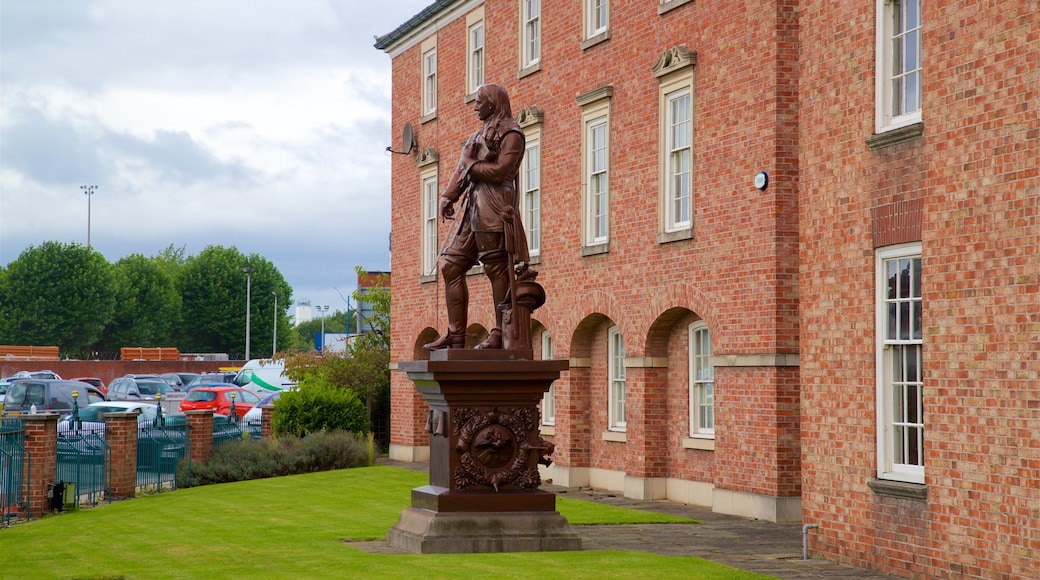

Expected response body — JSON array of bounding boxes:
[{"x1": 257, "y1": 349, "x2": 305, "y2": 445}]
[{"x1": 0, "y1": 0, "x2": 431, "y2": 319}]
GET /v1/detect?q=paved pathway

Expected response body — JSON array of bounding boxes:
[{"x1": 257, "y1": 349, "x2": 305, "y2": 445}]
[{"x1": 373, "y1": 460, "x2": 901, "y2": 579}]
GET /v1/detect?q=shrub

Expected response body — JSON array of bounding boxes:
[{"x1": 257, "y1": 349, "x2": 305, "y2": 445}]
[
  {"x1": 271, "y1": 375, "x2": 369, "y2": 438},
  {"x1": 177, "y1": 430, "x2": 373, "y2": 487}
]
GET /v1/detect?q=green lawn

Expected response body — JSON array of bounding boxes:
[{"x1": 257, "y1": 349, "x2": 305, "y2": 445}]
[{"x1": 0, "y1": 466, "x2": 773, "y2": 579}]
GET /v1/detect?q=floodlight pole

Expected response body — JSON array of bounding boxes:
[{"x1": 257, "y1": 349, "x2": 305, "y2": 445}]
[
  {"x1": 272, "y1": 291, "x2": 280, "y2": 357},
  {"x1": 81, "y1": 185, "x2": 97, "y2": 248},
  {"x1": 243, "y1": 267, "x2": 254, "y2": 360}
]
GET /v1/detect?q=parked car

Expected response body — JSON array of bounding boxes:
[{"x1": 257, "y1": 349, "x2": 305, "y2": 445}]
[
  {"x1": 107, "y1": 376, "x2": 174, "y2": 401},
  {"x1": 179, "y1": 387, "x2": 260, "y2": 421},
  {"x1": 188, "y1": 371, "x2": 237, "y2": 387},
  {"x1": 160, "y1": 372, "x2": 200, "y2": 391},
  {"x1": 157, "y1": 412, "x2": 232, "y2": 428},
  {"x1": 68, "y1": 377, "x2": 108, "y2": 396},
  {"x1": 184, "y1": 381, "x2": 236, "y2": 392},
  {"x1": 2, "y1": 369, "x2": 63, "y2": 386},
  {"x1": 241, "y1": 392, "x2": 281, "y2": 425},
  {"x1": 57, "y1": 401, "x2": 159, "y2": 434},
  {"x1": 1, "y1": 380, "x2": 105, "y2": 417}
]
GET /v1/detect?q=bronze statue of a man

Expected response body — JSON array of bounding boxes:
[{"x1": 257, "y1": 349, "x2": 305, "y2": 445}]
[{"x1": 424, "y1": 83, "x2": 533, "y2": 351}]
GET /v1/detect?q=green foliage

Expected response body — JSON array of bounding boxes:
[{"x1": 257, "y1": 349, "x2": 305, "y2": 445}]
[
  {"x1": 0, "y1": 240, "x2": 293, "y2": 360},
  {"x1": 95, "y1": 253, "x2": 182, "y2": 356},
  {"x1": 153, "y1": 243, "x2": 187, "y2": 279},
  {"x1": 351, "y1": 267, "x2": 390, "y2": 351},
  {"x1": 280, "y1": 268, "x2": 392, "y2": 442},
  {"x1": 271, "y1": 375, "x2": 369, "y2": 437},
  {"x1": 176, "y1": 245, "x2": 292, "y2": 357},
  {"x1": 0, "y1": 241, "x2": 116, "y2": 357},
  {"x1": 291, "y1": 309, "x2": 350, "y2": 351},
  {"x1": 176, "y1": 430, "x2": 372, "y2": 487}
]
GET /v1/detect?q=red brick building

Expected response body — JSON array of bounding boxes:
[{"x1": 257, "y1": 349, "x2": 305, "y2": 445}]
[
  {"x1": 377, "y1": 0, "x2": 801, "y2": 521},
  {"x1": 798, "y1": 1, "x2": 1040, "y2": 578},
  {"x1": 377, "y1": 1, "x2": 1039, "y2": 577}
]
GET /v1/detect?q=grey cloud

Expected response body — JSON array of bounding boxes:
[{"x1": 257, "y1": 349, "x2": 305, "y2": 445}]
[
  {"x1": 0, "y1": 106, "x2": 107, "y2": 186},
  {"x1": 104, "y1": 129, "x2": 255, "y2": 187}
]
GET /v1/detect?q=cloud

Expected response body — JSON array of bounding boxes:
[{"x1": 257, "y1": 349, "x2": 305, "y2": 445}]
[{"x1": 1, "y1": 0, "x2": 431, "y2": 313}]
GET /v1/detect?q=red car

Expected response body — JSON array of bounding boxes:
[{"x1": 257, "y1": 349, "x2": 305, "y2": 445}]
[
  {"x1": 179, "y1": 387, "x2": 260, "y2": 420},
  {"x1": 69, "y1": 376, "x2": 107, "y2": 396}
]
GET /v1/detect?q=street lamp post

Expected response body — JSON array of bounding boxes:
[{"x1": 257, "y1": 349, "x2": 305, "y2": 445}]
[
  {"x1": 80, "y1": 185, "x2": 97, "y2": 248},
  {"x1": 272, "y1": 291, "x2": 279, "y2": 357},
  {"x1": 316, "y1": 305, "x2": 329, "y2": 351},
  {"x1": 243, "y1": 267, "x2": 254, "y2": 360}
]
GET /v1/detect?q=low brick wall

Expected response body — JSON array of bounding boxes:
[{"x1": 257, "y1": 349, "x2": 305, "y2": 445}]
[
  {"x1": 0, "y1": 361, "x2": 245, "y2": 386},
  {"x1": 14, "y1": 407, "x2": 276, "y2": 518}
]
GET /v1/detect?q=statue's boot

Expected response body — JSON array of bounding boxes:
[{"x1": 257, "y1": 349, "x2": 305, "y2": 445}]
[
  {"x1": 475, "y1": 328, "x2": 502, "y2": 349},
  {"x1": 424, "y1": 255, "x2": 471, "y2": 351},
  {"x1": 423, "y1": 331, "x2": 465, "y2": 350}
]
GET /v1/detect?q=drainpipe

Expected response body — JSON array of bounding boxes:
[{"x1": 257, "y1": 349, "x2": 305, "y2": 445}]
[{"x1": 802, "y1": 524, "x2": 819, "y2": 560}]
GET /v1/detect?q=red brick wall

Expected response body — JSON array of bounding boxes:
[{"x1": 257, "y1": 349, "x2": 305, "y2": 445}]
[
  {"x1": 105, "y1": 413, "x2": 139, "y2": 499},
  {"x1": 21, "y1": 414, "x2": 58, "y2": 518},
  {"x1": 799, "y1": 1, "x2": 1040, "y2": 577},
  {"x1": 384, "y1": 0, "x2": 800, "y2": 502},
  {"x1": 0, "y1": 360, "x2": 242, "y2": 388}
]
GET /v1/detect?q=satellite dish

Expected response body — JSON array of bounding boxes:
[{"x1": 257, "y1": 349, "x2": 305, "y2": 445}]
[{"x1": 386, "y1": 123, "x2": 417, "y2": 155}]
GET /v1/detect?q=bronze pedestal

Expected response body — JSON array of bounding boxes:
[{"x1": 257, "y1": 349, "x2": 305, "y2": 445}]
[{"x1": 387, "y1": 349, "x2": 580, "y2": 553}]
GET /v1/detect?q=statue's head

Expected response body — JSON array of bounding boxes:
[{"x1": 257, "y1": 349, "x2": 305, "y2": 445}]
[{"x1": 476, "y1": 83, "x2": 512, "y2": 122}]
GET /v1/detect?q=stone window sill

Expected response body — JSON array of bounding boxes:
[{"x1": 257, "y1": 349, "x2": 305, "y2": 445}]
[
  {"x1": 658, "y1": 228, "x2": 693, "y2": 244},
  {"x1": 518, "y1": 62, "x2": 541, "y2": 80},
  {"x1": 867, "y1": 478, "x2": 927, "y2": 500},
  {"x1": 682, "y1": 437, "x2": 715, "y2": 451},
  {"x1": 659, "y1": 0, "x2": 694, "y2": 15},
  {"x1": 866, "y1": 122, "x2": 923, "y2": 150},
  {"x1": 581, "y1": 30, "x2": 611, "y2": 51},
  {"x1": 602, "y1": 430, "x2": 626, "y2": 443}
]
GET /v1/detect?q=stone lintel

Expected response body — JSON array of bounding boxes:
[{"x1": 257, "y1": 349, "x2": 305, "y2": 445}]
[{"x1": 712, "y1": 353, "x2": 800, "y2": 367}]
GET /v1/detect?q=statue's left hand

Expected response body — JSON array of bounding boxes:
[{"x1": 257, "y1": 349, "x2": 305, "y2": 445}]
[{"x1": 439, "y1": 196, "x2": 455, "y2": 219}]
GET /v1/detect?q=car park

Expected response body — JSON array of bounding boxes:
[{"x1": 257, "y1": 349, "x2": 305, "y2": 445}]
[
  {"x1": 69, "y1": 377, "x2": 108, "y2": 396},
  {"x1": 233, "y1": 359, "x2": 295, "y2": 397},
  {"x1": 160, "y1": 372, "x2": 200, "y2": 391},
  {"x1": 1, "y1": 379, "x2": 106, "y2": 417},
  {"x1": 179, "y1": 386, "x2": 260, "y2": 421},
  {"x1": 241, "y1": 392, "x2": 281, "y2": 425},
  {"x1": 107, "y1": 376, "x2": 174, "y2": 401},
  {"x1": 188, "y1": 371, "x2": 237, "y2": 388},
  {"x1": 57, "y1": 401, "x2": 159, "y2": 434}
]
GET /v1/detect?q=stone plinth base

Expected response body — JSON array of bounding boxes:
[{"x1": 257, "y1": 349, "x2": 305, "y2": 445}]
[
  {"x1": 411, "y1": 485, "x2": 557, "y2": 512},
  {"x1": 387, "y1": 507, "x2": 582, "y2": 554}
]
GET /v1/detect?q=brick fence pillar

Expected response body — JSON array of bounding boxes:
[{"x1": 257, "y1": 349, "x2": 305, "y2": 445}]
[
  {"x1": 104, "y1": 412, "x2": 139, "y2": 499},
  {"x1": 21, "y1": 413, "x2": 58, "y2": 519},
  {"x1": 260, "y1": 404, "x2": 275, "y2": 439},
  {"x1": 185, "y1": 410, "x2": 214, "y2": 465}
]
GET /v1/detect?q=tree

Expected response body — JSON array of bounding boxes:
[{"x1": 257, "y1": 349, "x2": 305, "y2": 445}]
[
  {"x1": 0, "y1": 241, "x2": 116, "y2": 357},
  {"x1": 351, "y1": 267, "x2": 390, "y2": 351},
  {"x1": 281, "y1": 268, "x2": 391, "y2": 443},
  {"x1": 153, "y1": 244, "x2": 187, "y2": 279},
  {"x1": 176, "y1": 245, "x2": 291, "y2": 357},
  {"x1": 94, "y1": 253, "x2": 181, "y2": 356}
]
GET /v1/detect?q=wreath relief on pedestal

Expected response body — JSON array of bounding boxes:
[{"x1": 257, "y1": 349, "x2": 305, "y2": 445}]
[{"x1": 452, "y1": 406, "x2": 555, "y2": 491}]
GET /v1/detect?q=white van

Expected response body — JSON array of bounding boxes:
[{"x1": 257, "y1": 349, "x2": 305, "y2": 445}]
[{"x1": 233, "y1": 359, "x2": 296, "y2": 396}]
